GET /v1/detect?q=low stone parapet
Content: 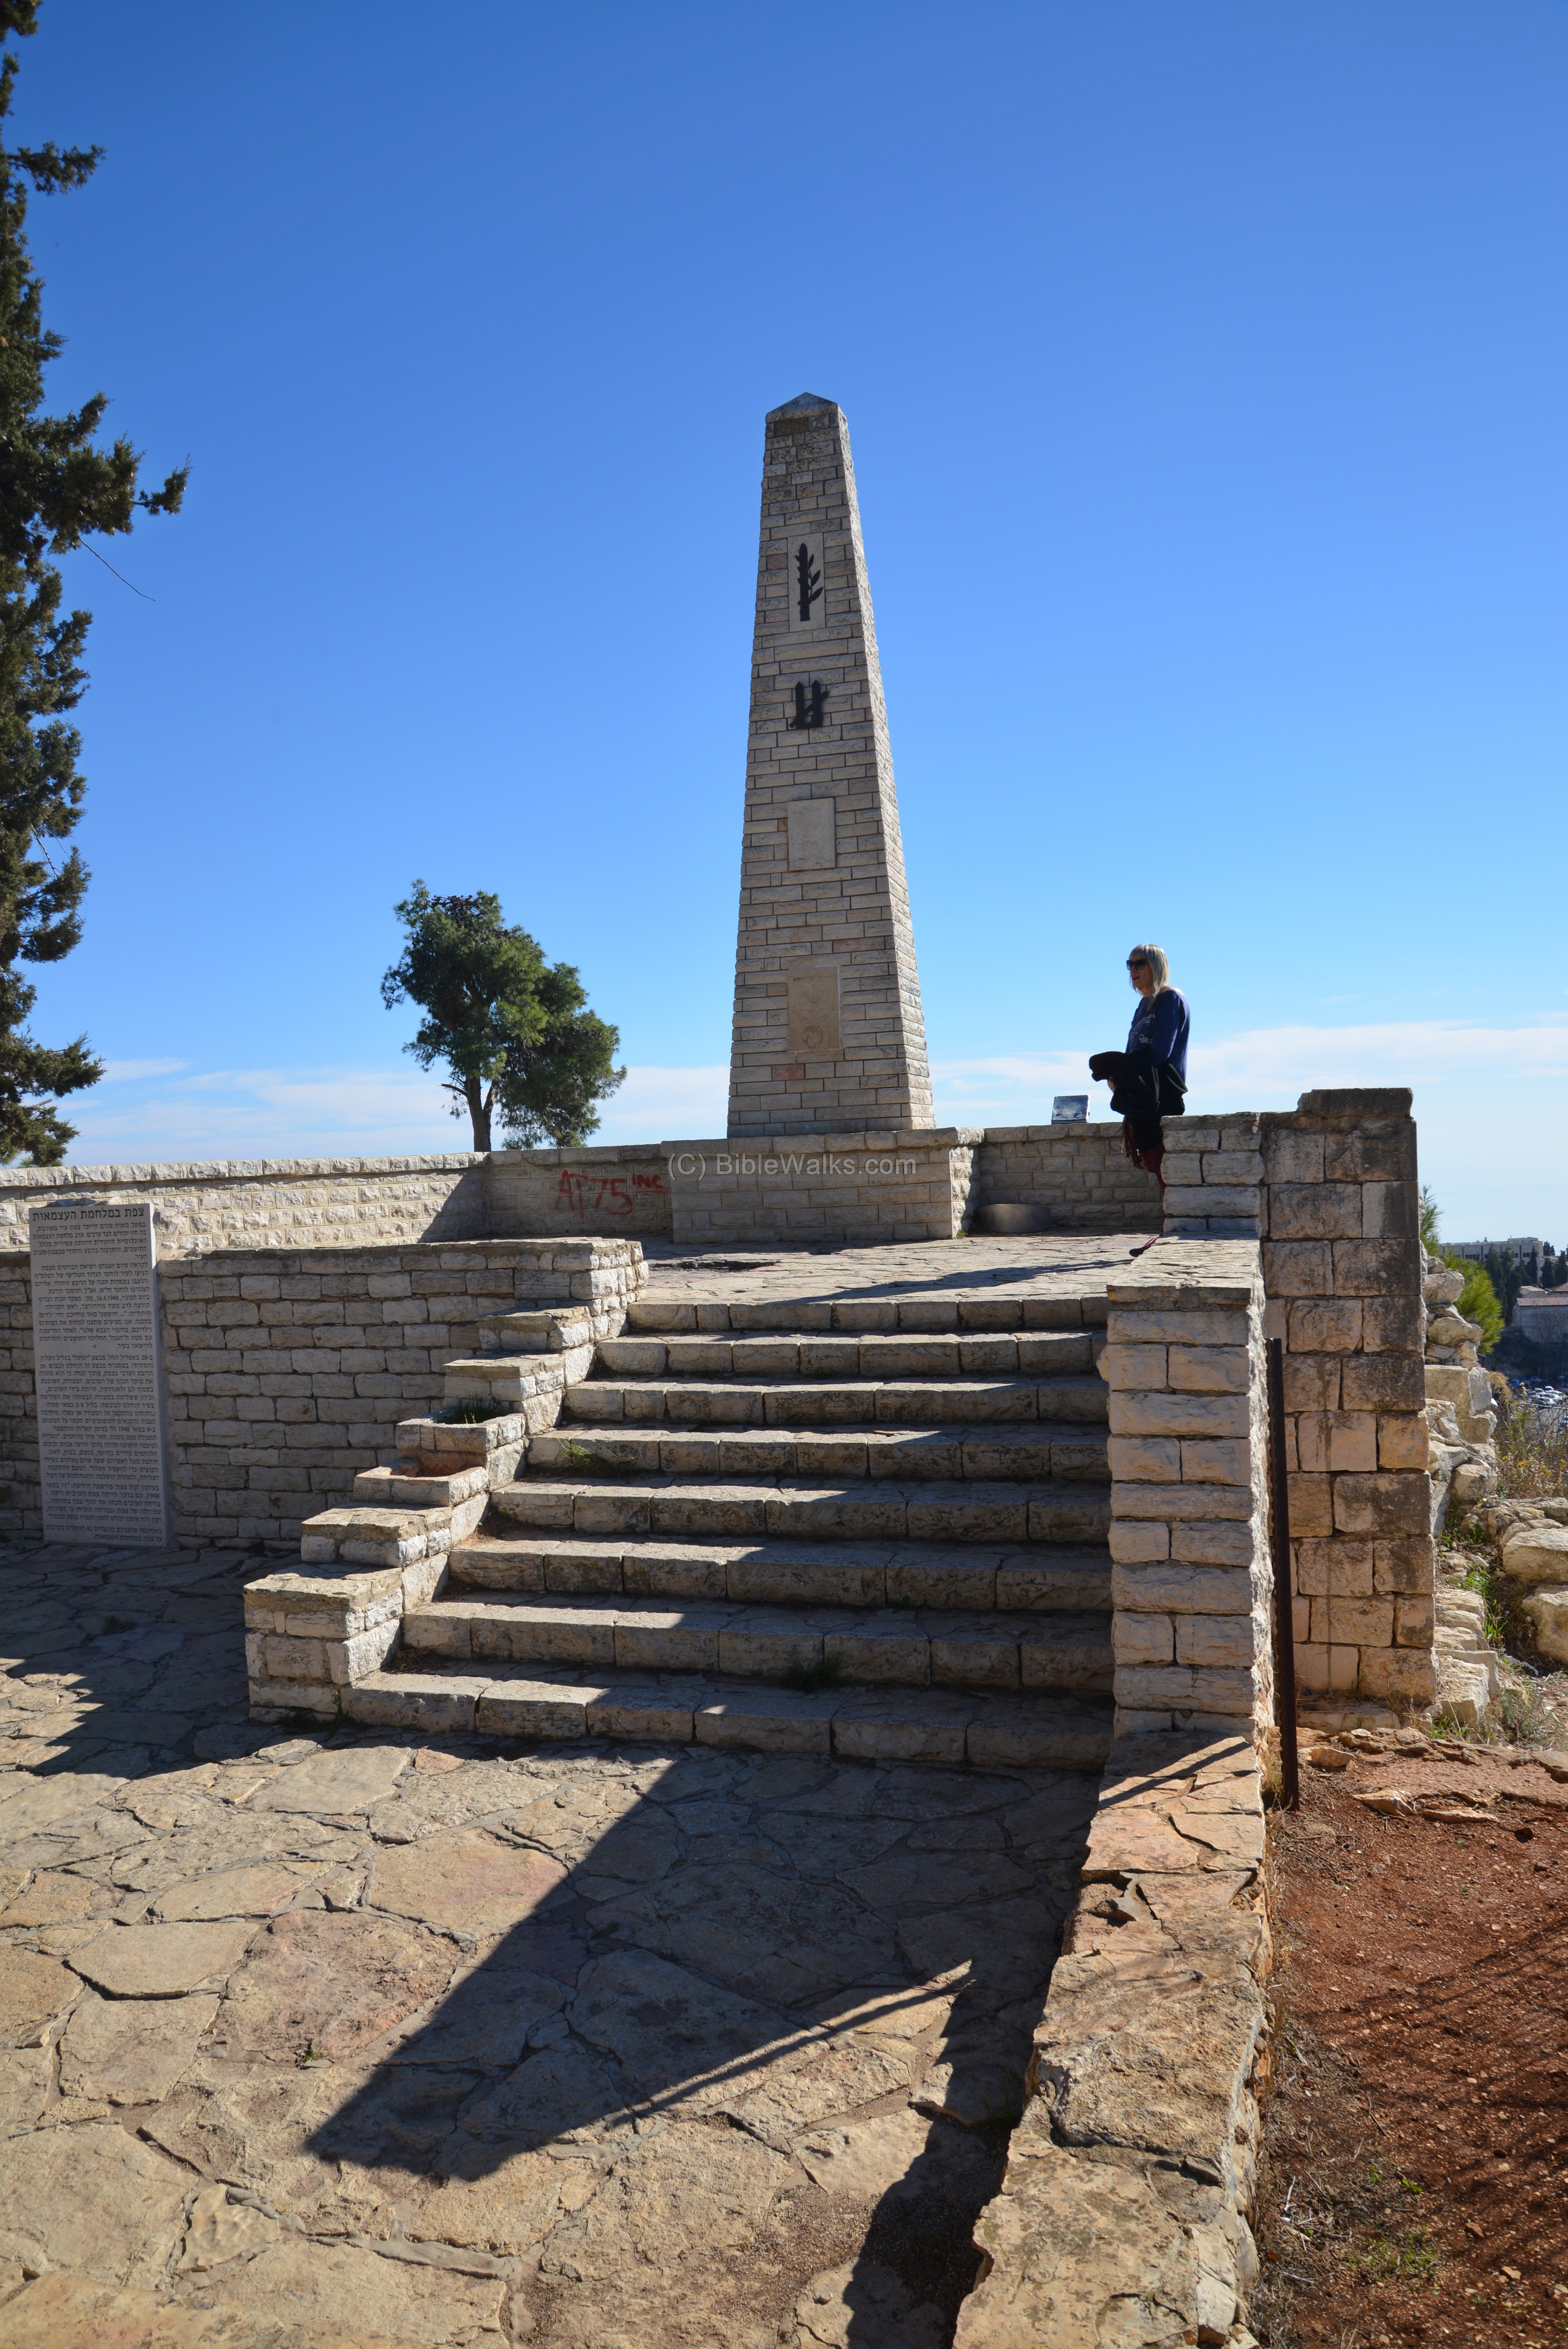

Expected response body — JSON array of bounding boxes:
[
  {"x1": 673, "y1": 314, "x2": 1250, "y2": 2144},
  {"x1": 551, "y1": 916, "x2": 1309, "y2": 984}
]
[
  {"x1": 661, "y1": 1128, "x2": 982, "y2": 1247},
  {"x1": 1160, "y1": 1114, "x2": 1266, "y2": 1240},
  {"x1": 1102, "y1": 1240, "x2": 1274, "y2": 1741},
  {"x1": 971, "y1": 1123, "x2": 1162, "y2": 1233},
  {"x1": 957, "y1": 1731, "x2": 1270, "y2": 2349}
]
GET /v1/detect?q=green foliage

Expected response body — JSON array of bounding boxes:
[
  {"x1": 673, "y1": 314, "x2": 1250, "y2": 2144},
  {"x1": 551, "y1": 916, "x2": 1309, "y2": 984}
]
[
  {"x1": 1345, "y1": 2229, "x2": 1441, "y2": 2283},
  {"x1": 381, "y1": 882, "x2": 624, "y2": 1151},
  {"x1": 553, "y1": 1440, "x2": 640, "y2": 1479},
  {"x1": 1449, "y1": 1256, "x2": 1504, "y2": 1352},
  {"x1": 1460, "y1": 1555, "x2": 1509, "y2": 1647},
  {"x1": 432, "y1": 1394, "x2": 513, "y2": 1424},
  {"x1": 0, "y1": 11, "x2": 185, "y2": 1160},
  {"x1": 1418, "y1": 1185, "x2": 1440, "y2": 1253}
]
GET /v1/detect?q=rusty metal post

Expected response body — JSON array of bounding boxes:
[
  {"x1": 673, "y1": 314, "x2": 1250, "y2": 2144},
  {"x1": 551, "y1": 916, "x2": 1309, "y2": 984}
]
[{"x1": 1267, "y1": 1335, "x2": 1300, "y2": 1810}]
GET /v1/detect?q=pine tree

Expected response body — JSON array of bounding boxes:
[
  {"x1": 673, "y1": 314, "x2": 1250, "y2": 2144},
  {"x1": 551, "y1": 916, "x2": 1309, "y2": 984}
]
[
  {"x1": 381, "y1": 883, "x2": 624, "y2": 1151},
  {"x1": 0, "y1": 1, "x2": 185, "y2": 1161}
]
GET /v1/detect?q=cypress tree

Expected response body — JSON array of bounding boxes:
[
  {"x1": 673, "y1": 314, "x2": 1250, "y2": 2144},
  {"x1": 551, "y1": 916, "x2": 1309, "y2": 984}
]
[{"x1": 0, "y1": 1, "x2": 185, "y2": 1161}]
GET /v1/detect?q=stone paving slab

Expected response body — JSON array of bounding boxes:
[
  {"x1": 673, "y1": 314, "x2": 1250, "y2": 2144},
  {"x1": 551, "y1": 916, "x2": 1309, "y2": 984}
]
[
  {"x1": 638, "y1": 1233, "x2": 1146, "y2": 1314},
  {"x1": 0, "y1": 1535, "x2": 1103, "y2": 2346}
]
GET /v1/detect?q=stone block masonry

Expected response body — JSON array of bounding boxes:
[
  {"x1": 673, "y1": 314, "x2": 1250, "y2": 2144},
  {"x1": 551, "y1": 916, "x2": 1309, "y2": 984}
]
[
  {"x1": 664, "y1": 1128, "x2": 980, "y2": 1247},
  {"x1": 0, "y1": 1236, "x2": 645, "y2": 1549},
  {"x1": 485, "y1": 1143, "x2": 671, "y2": 1239},
  {"x1": 1100, "y1": 1239, "x2": 1274, "y2": 1739},
  {"x1": 1162, "y1": 1089, "x2": 1436, "y2": 1712},
  {"x1": 0, "y1": 1126, "x2": 1178, "y2": 1271},
  {"x1": 975, "y1": 1122, "x2": 1162, "y2": 1233},
  {"x1": 0, "y1": 1146, "x2": 679, "y2": 1253},
  {"x1": 727, "y1": 394, "x2": 934, "y2": 1136},
  {"x1": 0, "y1": 1151, "x2": 491, "y2": 1254}
]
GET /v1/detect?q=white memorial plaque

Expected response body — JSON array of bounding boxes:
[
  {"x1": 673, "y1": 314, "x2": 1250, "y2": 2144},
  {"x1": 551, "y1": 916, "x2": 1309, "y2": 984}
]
[
  {"x1": 787, "y1": 798, "x2": 836, "y2": 871},
  {"x1": 31, "y1": 1200, "x2": 171, "y2": 1546}
]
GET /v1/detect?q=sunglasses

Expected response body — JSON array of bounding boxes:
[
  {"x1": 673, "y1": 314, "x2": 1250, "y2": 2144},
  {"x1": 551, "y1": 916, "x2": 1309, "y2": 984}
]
[{"x1": 1127, "y1": 959, "x2": 1150, "y2": 970}]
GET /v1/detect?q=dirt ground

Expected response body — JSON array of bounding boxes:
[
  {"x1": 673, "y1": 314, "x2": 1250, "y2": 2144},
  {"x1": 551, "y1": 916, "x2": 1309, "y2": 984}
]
[{"x1": 1254, "y1": 1738, "x2": 1568, "y2": 2347}]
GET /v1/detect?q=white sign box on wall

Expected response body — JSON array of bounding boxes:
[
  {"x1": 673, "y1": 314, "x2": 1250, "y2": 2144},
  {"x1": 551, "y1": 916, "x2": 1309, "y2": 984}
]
[{"x1": 30, "y1": 1199, "x2": 172, "y2": 1547}]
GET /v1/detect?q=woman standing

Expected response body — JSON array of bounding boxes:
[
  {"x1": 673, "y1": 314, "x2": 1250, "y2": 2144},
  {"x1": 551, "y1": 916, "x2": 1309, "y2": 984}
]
[{"x1": 1087, "y1": 944, "x2": 1189, "y2": 1192}]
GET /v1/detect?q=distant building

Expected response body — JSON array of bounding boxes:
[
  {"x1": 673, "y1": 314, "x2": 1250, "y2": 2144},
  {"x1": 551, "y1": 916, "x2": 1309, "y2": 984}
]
[
  {"x1": 1516, "y1": 1288, "x2": 1568, "y2": 1343},
  {"x1": 1448, "y1": 1237, "x2": 1545, "y2": 1265}
]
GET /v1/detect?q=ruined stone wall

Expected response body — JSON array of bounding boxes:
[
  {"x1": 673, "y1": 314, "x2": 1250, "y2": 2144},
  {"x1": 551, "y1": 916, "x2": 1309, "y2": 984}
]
[
  {"x1": 0, "y1": 1238, "x2": 644, "y2": 1551},
  {"x1": 1162, "y1": 1089, "x2": 1435, "y2": 1710}
]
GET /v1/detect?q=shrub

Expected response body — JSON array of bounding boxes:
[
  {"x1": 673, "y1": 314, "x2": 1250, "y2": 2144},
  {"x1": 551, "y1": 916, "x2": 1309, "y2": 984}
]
[
  {"x1": 1449, "y1": 1256, "x2": 1504, "y2": 1352},
  {"x1": 433, "y1": 1395, "x2": 513, "y2": 1425}
]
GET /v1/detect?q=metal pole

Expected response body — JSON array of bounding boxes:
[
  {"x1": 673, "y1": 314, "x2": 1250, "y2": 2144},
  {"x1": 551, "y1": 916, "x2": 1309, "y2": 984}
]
[{"x1": 1267, "y1": 1335, "x2": 1300, "y2": 1811}]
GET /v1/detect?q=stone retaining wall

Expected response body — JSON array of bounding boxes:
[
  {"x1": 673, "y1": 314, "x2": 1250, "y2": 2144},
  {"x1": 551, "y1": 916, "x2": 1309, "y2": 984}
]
[
  {"x1": 957, "y1": 1731, "x2": 1269, "y2": 2347},
  {"x1": 1102, "y1": 1240, "x2": 1274, "y2": 1739},
  {"x1": 0, "y1": 1238, "x2": 645, "y2": 1550}
]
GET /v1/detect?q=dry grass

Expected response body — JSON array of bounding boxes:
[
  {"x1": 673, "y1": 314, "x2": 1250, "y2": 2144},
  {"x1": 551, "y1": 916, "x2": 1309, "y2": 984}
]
[{"x1": 1496, "y1": 1387, "x2": 1568, "y2": 1501}]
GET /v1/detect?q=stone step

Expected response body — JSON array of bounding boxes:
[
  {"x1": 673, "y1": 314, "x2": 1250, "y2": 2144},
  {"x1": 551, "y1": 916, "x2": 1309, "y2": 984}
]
[
  {"x1": 486, "y1": 1475, "x2": 1112, "y2": 1547},
  {"x1": 402, "y1": 1592, "x2": 1114, "y2": 1692},
  {"x1": 441, "y1": 1351, "x2": 594, "y2": 1406},
  {"x1": 476, "y1": 1307, "x2": 595, "y2": 1355},
  {"x1": 597, "y1": 1330, "x2": 1099, "y2": 1379},
  {"x1": 342, "y1": 1658, "x2": 1116, "y2": 1767},
  {"x1": 564, "y1": 1374, "x2": 1108, "y2": 1429},
  {"x1": 625, "y1": 1296, "x2": 1108, "y2": 1337},
  {"x1": 447, "y1": 1533, "x2": 1111, "y2": 1612},
  {"x1": 531, "y1": 1422, "x2": 1107, "y2": 1485}
]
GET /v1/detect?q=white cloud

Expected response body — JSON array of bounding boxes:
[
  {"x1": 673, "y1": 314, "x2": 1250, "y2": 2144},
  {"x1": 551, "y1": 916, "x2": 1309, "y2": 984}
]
[
  {"x1": 99, "y1": 1058, "x2": 188, "y2": 1082},
  {"x1": 1189, "y1": 1017, "x2": 1568, "y2": 1103},
  {"x1": 60, "y1": 1063, "x2": 464, "y2": 1166},
  {"x1": 595, "y1": 1064, "x2": 728, "y2": 1141}
]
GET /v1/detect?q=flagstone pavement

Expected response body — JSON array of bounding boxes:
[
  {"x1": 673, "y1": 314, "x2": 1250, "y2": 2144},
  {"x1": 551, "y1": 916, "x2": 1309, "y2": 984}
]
[{"x1": 0, "y1": 1537, "x2": 1098, "y2": 2349}]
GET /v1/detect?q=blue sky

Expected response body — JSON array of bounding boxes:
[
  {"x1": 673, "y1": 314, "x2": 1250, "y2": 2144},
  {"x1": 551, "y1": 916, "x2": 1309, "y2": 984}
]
[{"x1": 11, "y1": 0, "x2": 1566, "y2": 1243}]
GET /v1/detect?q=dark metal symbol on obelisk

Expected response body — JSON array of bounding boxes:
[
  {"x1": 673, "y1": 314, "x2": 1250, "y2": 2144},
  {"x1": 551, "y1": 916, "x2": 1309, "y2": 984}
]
[
  {"x1": 787, "y1": 681, "x2": 827, "y2": 731},
  {"x1": 795, "y1": 541, "x2": 823, "y2": 622}
]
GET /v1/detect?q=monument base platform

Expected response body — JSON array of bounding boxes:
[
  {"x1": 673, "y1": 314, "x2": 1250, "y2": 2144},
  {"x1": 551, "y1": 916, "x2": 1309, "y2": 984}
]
[{"x1": 661, "y1": 1128, "x2": 983, "y2": 1249}]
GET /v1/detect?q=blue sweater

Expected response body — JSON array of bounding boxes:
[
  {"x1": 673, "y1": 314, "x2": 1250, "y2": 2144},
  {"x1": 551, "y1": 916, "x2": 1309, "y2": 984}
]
[{"x1": 1126, "y1": 987, "x2": 1189, "y2": 1084}]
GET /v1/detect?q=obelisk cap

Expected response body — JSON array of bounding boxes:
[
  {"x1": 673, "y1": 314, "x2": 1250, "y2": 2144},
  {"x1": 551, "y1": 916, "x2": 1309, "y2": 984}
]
[{"x1": 766, "y1": 392, "x2": 840, "y2": 419}]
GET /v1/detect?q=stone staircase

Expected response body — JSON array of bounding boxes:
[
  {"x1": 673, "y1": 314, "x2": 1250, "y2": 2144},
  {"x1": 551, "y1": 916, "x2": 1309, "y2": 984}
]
[{"x1": 376, "y1": 1278, "x2": 1118, "y2": 1767}]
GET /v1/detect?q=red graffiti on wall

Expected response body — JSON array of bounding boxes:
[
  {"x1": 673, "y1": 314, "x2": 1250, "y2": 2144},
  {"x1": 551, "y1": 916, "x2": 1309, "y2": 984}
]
[{"x1": 555, "y1": 1168, "x2": 666, "y2": 1219}]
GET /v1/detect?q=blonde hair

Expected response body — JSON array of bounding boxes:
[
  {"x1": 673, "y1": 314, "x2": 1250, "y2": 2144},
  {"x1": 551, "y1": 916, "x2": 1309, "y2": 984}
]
[{"x1": 1128, "y1": 943, "x2": 1171, "y2": 991}]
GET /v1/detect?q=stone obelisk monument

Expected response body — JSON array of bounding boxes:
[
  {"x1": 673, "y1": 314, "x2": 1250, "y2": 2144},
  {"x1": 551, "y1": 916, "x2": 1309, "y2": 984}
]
[{"x1": 726, "y1": 395, "x2": 933, "y2": 1137}]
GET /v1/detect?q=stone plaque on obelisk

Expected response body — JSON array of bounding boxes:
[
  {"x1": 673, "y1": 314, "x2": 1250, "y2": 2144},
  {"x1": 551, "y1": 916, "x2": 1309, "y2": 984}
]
[
  {"x1": 31, "y1": 1200, "x2": 172, "y2": 1546},
  {"x1": 727, "y1": 394, "x2": 934, "y2": 1137}
]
